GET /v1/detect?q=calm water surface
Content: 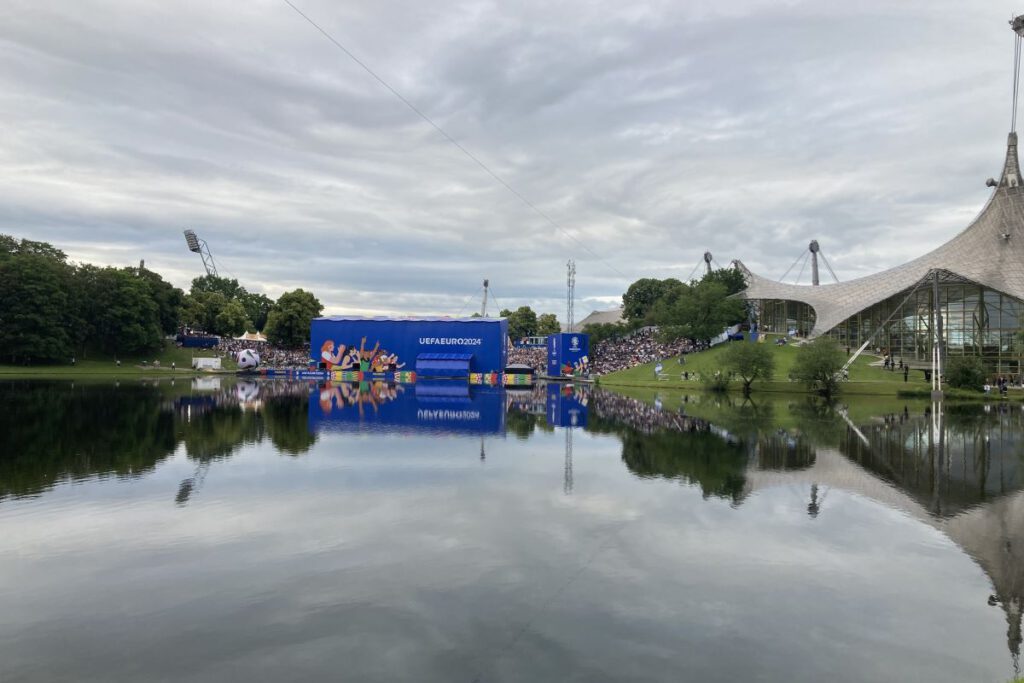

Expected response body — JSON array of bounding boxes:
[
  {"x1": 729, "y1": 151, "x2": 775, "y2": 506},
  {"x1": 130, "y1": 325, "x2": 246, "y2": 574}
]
[{"x1": 1, "y1": 378, "x2": 1023, "y2": 682}]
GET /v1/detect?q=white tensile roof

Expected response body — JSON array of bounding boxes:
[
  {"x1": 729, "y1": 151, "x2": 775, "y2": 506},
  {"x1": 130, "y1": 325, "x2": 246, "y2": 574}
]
[{"x1": 736, "y1": 133, "x2": 1024, "y2": 337}]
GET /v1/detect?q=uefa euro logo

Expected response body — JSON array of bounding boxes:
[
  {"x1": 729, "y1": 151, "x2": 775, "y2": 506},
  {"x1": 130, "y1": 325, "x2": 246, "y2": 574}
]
[{"x1": 570, "y1": 336, "x2": 580, "y2": 351}]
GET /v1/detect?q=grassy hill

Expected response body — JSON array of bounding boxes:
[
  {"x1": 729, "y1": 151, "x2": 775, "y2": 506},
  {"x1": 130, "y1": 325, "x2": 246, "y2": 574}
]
[
  {"x1": 0, "y1": 340, "x2": 238, "y2": 376},
  {"x1": 598, "y1": 334, "x2": 984, "y2": 398}
]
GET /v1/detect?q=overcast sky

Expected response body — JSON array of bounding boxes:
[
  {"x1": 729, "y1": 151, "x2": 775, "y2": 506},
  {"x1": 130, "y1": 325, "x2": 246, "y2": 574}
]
[{"x1": 1, "y1": 1, "x2": 1019, "y2": 320}]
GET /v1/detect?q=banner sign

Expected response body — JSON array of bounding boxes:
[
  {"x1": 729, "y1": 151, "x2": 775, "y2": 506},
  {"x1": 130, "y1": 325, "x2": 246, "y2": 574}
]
[
  {"x1": 546, "y1": 332, "x2": 590, "y2": 377},
  {"x1": 311, "y1": 316, "x2": 508, "y2": 377}
]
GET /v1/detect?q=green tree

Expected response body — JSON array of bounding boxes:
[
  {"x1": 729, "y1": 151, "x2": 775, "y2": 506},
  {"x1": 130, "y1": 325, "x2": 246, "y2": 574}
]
[
  {"x1": 132, "y1": 267, "x2": 184, "y2": 335},
  {"x1": 789, "y1": 337, "x2": 846, "y2": 396},
  {"x1": 722, "y1": 341, "x2": 776, "y2": 394},
  {"x1": 215, "y1": 300, "x2": 252, "y2": 337},
  {"x1": 500, "y1": 306, "x2": 539, "y2": 341},
  {"x1": 89, "y1": 268, "x2": 163, "y2": 355},
  {"x1": 240, "y1": 292, "x2": 274, "y2": 331},
  {"x1": 190, "y1": 275, "x2": 246, "y2": 301},
  {"x1": 622, "y1": 278, "x2": 683, "y2": 324},
  {"x1": 0, "y1": 254, "x2": 71, "y2": 363},
  {"x1": 264, "y1": 289, "x2": 323, "y2": 348},
  {"x1": 179, "y1": 291, "x2": 229, "y2": 334},
  {"x1": 653, "y1": 281, "x2": 746, "y2": 344},
  {"x1": 536, "y1": 313, "x2": 561, "y2": 336},
  {"x1": 699, "y1": 267, "x2": 747, "y2": 295},
  {"x1": 944, "y1": 355, "x2": 986, "y2": 390}
]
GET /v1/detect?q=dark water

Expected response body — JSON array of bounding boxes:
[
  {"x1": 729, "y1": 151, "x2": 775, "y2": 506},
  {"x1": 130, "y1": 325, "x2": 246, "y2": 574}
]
[{"x1": 1, "y1": 379, "x2": 1023, "y2": 683}]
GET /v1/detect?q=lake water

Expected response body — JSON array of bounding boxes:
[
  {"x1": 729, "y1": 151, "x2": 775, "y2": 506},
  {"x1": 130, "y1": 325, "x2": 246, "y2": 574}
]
[{"x1": 1, "y1": 378, "x2": 1023, "y2": 682}]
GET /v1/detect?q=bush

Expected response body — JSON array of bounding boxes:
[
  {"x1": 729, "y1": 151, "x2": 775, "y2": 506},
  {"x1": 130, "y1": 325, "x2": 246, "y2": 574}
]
[
  {"x1": 721, "y1": 341, "x2": 775, "y2": 393},
  {"x1": 789, "y1": 337, "x2": 845, "y2": 396},
  {"x1": 700, "y1": 369, "x2": 732, "y2": 392},
  {"x1": 944, "y1": 355, "x2": 985, "y2": 390}
]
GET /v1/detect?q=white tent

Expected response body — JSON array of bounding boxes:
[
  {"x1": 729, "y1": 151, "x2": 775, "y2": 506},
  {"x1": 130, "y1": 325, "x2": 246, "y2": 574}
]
[{"x1": 233, "y1": 331, "x2": 267, "y2": 343}]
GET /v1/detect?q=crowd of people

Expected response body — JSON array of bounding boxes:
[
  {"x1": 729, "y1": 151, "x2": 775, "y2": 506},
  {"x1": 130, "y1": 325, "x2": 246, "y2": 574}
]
[
  {"x1": 590, "y1": 389, "x2": 712, "y2": 435},
  {"x1": 589, "y1": 328, "x2": 696, "y2": 375},
  {"x1": 505, "y1": 328, "x2": 701, "y2": 376},
  {"x1": 215, "y1": 338, "x2": 310, "y2": 368},
  {"x1": 507, "y1": 346, "x2": 547, "y2": 372},
  {"x1": 201, "y1": 325, "x2": 706, "y2": 375}
]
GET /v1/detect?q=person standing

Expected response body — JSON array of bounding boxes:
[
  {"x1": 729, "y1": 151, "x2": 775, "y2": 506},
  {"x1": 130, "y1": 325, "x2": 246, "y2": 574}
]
[{"x1": 903, "y1": 365, "x2": 909, "y2": 383}]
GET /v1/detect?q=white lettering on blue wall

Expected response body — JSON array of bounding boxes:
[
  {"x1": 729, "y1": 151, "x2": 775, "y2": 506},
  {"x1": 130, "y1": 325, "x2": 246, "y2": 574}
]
[
  {"x1": 417, "y1": 409, "x2": 481, "y2": 421},
  {"x1": 418, "y1": 337, "x2": 484, "y2": 345}
]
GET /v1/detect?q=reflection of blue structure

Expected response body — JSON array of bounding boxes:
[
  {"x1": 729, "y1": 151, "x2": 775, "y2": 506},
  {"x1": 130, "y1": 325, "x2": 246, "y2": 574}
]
[
  {"x1": 546, "y1": 332, "x2": 589, "y2": 378},
  {"x1": 309, "y1": 382, "x2": 506, "y2": 435},
  {"x1": 546, "y1": 383, "x2": 588, "y2": 428}
]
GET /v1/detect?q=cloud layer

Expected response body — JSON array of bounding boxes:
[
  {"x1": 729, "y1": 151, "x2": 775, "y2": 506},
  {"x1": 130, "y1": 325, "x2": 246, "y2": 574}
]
[{"x1": 0, "y1": 0, "x2": 1017, "y2": 318}]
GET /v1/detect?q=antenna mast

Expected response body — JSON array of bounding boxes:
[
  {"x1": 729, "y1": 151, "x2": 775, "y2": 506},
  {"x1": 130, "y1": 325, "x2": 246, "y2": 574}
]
[{"x1": 566, "y1": 260, "x2": 576, "y2": 331}]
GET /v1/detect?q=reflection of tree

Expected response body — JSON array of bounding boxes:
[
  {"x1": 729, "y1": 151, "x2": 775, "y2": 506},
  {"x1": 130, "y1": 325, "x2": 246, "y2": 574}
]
[
  {"x1": 263, "y1": 394, "x2": 317, "y2": 455},
  {"x1": 505, "y1": 408, "x2": 546, "y2": 440},
  {"x1": 618, "y1": 427, "x2": 748, "y2": 503},
  {"x1": 0, "y1": 380, "x2": 319, "y2": 503},
  {"x1": 178, "y1": 405, "x2": 264, "y2": 462},
  {"x1": 586, "y1": 394, "x2": 748, "y2": 503},
  {"x1": 788, "y1": 398, "x2": 847, "y2": 448},
  {"x1": 0, "y1": 381, "x2": 177, "y2": 499}
]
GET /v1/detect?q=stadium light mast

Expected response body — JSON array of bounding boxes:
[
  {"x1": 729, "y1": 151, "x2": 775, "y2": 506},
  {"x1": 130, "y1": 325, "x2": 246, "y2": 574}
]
[
  {"x1": 703, "y1": 251, "x2": 713, "y2": 276},
  {"x1": 566, "y1": 259, "x2": 576, "y2": 332},
  {"x1": 183, "y1": 229, "x2": 218, "y2": 277},
  {"x1": 480, "y1": 279, "x2": 489, "y2": 317}
]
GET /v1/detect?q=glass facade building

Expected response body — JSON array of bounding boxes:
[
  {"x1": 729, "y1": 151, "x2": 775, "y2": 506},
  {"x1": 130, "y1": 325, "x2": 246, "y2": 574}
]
[
  {"x1": 756, "y1": 277, "x2": 1023, "y2": 375},
  {"x1": 737, "y1": 131, "x2": 1024, "y2": 377}
]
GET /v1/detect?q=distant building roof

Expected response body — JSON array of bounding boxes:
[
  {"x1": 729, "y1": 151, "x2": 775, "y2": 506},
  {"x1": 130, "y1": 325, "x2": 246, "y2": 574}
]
[{"x1": 570, "y1": 307, "x2": 624, "y2": 332}]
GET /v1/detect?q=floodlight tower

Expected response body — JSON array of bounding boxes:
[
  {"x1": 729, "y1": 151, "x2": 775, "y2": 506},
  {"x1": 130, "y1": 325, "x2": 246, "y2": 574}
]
[
  {"x1": 480, "y1": 279, "x2": 490, "y2": 317},
  {"x1": 183, "y1": 229, "x2": 218, "y2": 277},
  {"x1": 703, "y1": 251, "x2": 713, "y2": 276},
  {"x1": 566, "y1": 259, "x2": 576, "y2": 331}
]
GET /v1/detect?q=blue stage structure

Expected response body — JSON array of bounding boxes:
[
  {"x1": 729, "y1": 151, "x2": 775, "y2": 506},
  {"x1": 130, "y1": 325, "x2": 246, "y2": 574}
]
[
  {"x1": 176, "y1": 334, "x2": 219, "y2": 349},
  {"x1": 546, "y1": 332, "x2": 590, "y2": 378},
  {"x1": 310, "y1": 316, "x2": 508, "y2": 379}
]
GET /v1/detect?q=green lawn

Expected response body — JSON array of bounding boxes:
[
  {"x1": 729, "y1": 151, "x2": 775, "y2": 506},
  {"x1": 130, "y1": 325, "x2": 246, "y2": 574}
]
[
  {"x1": 598, "y1": 335, "x2": 999, "y2": 399},
  {"x1": 0, "y1": 341, "x2": 237, "y2": 377}
]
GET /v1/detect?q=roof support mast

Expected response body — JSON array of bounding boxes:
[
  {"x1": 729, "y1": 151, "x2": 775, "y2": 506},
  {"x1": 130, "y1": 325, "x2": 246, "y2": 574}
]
[{"x1": 809, "y1": 240, "x2": 820, "y2": 286}]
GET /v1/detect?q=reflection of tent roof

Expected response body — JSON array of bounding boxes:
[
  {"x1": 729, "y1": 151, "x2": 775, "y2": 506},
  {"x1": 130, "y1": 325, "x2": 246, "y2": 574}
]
[{"x1": 233, "y1": 331, "x2": 267, "y2": 342}]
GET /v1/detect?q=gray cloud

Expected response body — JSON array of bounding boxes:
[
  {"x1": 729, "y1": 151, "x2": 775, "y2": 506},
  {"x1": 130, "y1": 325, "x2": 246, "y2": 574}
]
[{"x1": 0, "y1": 0, "x2": 1018, "y2": 318}]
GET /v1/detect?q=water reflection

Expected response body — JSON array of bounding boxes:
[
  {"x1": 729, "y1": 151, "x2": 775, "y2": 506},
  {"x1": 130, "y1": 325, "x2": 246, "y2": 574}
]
[
  {"x1": 0, "y1": 379, "x2": 316, "y2": 503},
  {"x1": 3, "y1": 380, "x2": 1024, "y2": 680}
]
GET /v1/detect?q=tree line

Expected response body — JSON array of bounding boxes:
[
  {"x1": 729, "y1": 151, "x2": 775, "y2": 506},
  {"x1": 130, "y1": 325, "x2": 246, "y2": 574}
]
[
  {"x1": 583, "y1": 267, "x2": 749, "y2": 344},
  {"x1": 0, "y1": 234, "x2": 322, "y2": 364}
]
